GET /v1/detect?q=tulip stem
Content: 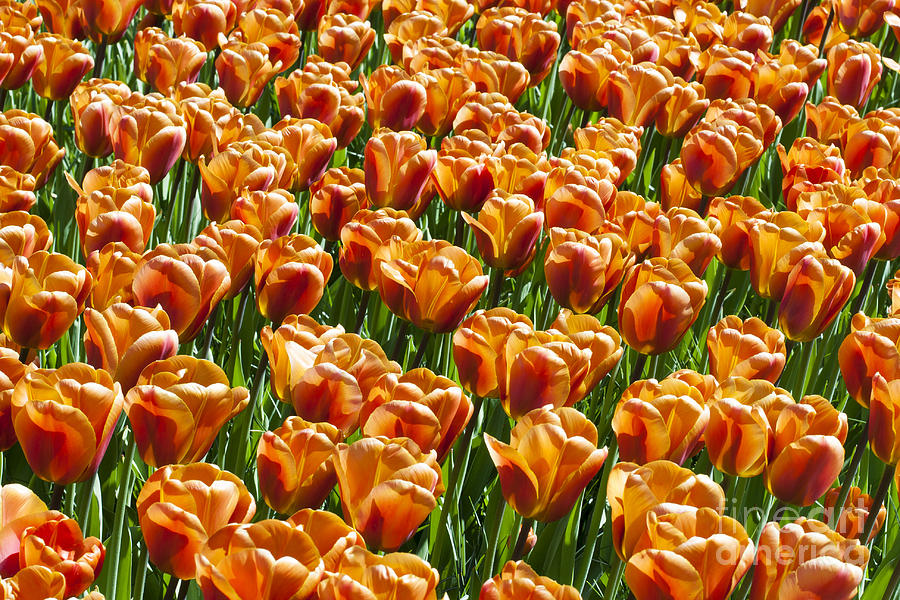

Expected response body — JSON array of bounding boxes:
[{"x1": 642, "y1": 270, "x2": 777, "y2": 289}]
[
  {"x1": 49, "y1": 483, "x2": 65, "y2": 511},
  {"x1": 831, "y1": 423, "x2": 869, "y2": 530},
  {"x1": 512, "y1": 518, "x2": 534, "y2": 560},
  {"x1": 410, "y1": 331, "x2": 432, "y2": 370},
  {"x1": 860, "y1": 464, "x2": 895, "y2": 543},
  {"x1": 355, "y1": 290, "x2": 371, "y2": 334}
]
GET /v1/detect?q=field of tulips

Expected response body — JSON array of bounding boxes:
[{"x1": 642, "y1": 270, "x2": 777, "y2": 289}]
[{"x1": 3, "y1": 0, "x2": 900, "y2": 598}]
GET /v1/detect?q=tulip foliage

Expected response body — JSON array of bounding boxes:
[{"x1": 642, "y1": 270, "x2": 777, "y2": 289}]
[{"x1": 3, "y1": 0, "x2": 900, "y2": 599}]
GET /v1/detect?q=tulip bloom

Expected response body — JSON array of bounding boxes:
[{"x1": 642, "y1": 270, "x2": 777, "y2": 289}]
[
  {"x1": 11, "y1": 363, "x2": 123, "y2": 484},
  {"x1": 216, "y1": 40, "x2": 283, "y2": 108},
  {"x1": 309, "y1": 167, "x2": 367, "y2": 242},
  {"x1": 838, "y1": 313, "x2": 900, "y2": 407},
  {"x1": 364, "y1": 129, "x2": 437, "y2": 212},
  {"x1": 486, "y1": 406, "x2": 606, "y2": 522},
  {"x1": 132, "y1": 245, "x2": 231, "y2": 342},
  {"x1": 480, "y1": 561, "x2": 581, "y2": 600},
  {"x1": 257, "y1": 417, "x2": 342, "y2": 515},
  {"x1": 750, "y1": 518, "x2": 869, "y2": 600},
  {"x1": 30, "y1": 34, "x2": 93, "y2": 101},
  {"x1": 2, "y1": 252, "x2": 91, "y2": 350},
  {"x1": 137, "y1": 463, "x2": 256, "y2": 580},
  {"x1": 827, "y1": 40, "x2": 882, "y2": 109},
  {"x1": 544, "y1": 228, "x2": 630, "y2": 314},
  {"x1": 617, "y1": 256, "x2": 707, "y2": 355},
  {"x1": 333, "y1": 436, "x2": 443, "y2": 551},
  {"x1": 83, "y1": 303, "x2": 179, "y2": 392},
  {"x1": 824, "y1": 486, "x2": 886, "y2": 542},
  {"x1": 85, "y1": 242, "x2": 139, "y2": 311},
  {"x1": 254, "y1": 234, "x2": 333, "y2": 324},
  {"x1": 361, "y1": 368, "x2": 473, "y2": 461},
  {"x1": 377, "y1": 239, "x2": 488, "y2": 333},
  {"x1": 612, "y1": 377, "x2": 708, "y2": 465},
  {"x1": 463, "y1": 190, "x2": 543, "y2": 276},
  {"x1": 707, "y1": 315, "x2": 787, "y2": 382},
  {"x1": 195, "y1": 520, "x2": 324, "y2": 600},
  {"x1": 778, "y1": 254, "x2": 855, "y2": 342},
  {"x1": 452, "y1": 308, "x2": 534, "y2": 398},
  {"x1": 317, "y1": 545, "x2": 439, "y2": 600}
]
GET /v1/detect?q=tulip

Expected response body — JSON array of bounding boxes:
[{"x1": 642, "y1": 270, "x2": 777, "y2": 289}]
[
  {"x1": 377, "y1": 239, "x2": 488, "y2": 333},
  {"x1": 612, "y1": 377, "x2": 708, "y2": 465},
  {"x1": 195, "y1": 520, "x2": 324, "y2": 600},
  {"x1": 172, "y1": 0, "x2": 239, "y2": 51},
  {"x1": 231, "y1": 188, "x2": 299, "y2": 240},
  {"x1": 617, "y1": 256, "x2": 707, "y2": 355},
  {"x1": 333, "y1": 436, "x2": 443, "y2": 551},
  {"x1": 486, "y1": 406, "x2": 607, "y2": 522},
  {"x1": 254, "y1": 234, "x2": 332, "y2": 324},
  {"x1": 216, "y1": 40, "x2": 283, "y2": 108},
  {"x1": 133, "y1": 28, "x2": 207, "y2": 95},
  {"x1": 544, "y1": 228, "x2": 630, "y2": 315},
  {"x1": 18, "y1": 512, "x2": 105, "y2": 598},
  {"x1": 707, "y1": 315, "x2": 787, "y2": 382},
  {"x1": 463, "y1": 190, "x2": 543, "y2": 276},
  {"x1": 453, "y1": 308, "x2": 534, "y2": 398},
  {"x1": 0, "y1": 110, "x2": 65, "y2": 189},
  {"x1": 30, "y1": 34, "x2": 93, "y2": 101},
  {"x1": 824, "y1": 486, "x2": 886, "y2": 542},
  {"x1": 625, "y1": 507, "x2": 754, "y2": 600},
  {"x1": 361, "y1": 368, "x2": 473, "y2": 462},
  {"x1": 1, "y1": 252, "x2": 91, "y2": 350},
  {"x1": 316, "y1": 545, "x2": 439, "y2": 600},
  {"x1": 827, "y1": 40, "x2": 882, "y2": 109},
  {"x1": 137, "y1": 463, "x2": 256, "y2": 579},
  {"x1": 257, "y1": 417, "x2": 342, "y2": 515},
  {"x1": 85, "y1": 242, "x2": 139, "y2": 311},
  {"x1": 285, "y1": 508, "x2": 367, "y2": 572},
  {"x1": 83, "y1": 303, "x2": 179, "y2": 392},
  {"x1": 11, "y1": 363, "x2": 123, "y2": 484},
  {"x1": 480, "y1": 560, "x2": 581, "y2": 599},
  {"x1": 364, "y1": 129, "x2": 436, "y2": 212},
  {"x1": 192, "y1": 220, "x2": 263, "y2": 299},
  {"x1": 318, "y1": 13, "x2": 375, "y2": 71},
  {"x1": 749, "y1": 518, "x2": 869, "y2": 600},
  {"x1": 779, "y1": 254, "x2": 855, "y2": 342},
  {"x1": 607, "y1": 460, "x2": 726, "y2": 560},
  {"x1": 110, "y1": 104, "x2": 186, "y2": 185}
]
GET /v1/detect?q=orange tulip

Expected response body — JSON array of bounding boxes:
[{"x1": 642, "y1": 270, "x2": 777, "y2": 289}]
[
  {"x1": 84, "y1": 242, "x2": 139, "y2": 311},
  {"x1": 309, "y1": 167, "x2": 367, "y2": 242},
  {"x1": 749, "y1": 518, "x2": 869, "y2": 600},
  {"x1": 364, "y1": 129, "x2": 436, "y2": 212},
  {"x1": 231, "y1": 188, "x2": 299, "y2": 240},
  {"x1": 824, "y1": 486, "x2": 886, "y2": 542},
  {"x1": 707, "y1": 315, "x2": 787, "y2": 382},
  {"x1": 257, "y1": 417, "x2": 342, "y2": 515},
  {"x1": 462, "y1": 190, "x2": 543, "y2": 276},
  {"x1": 778, "y1": 254, "x2": 855, "y2": 342},
  {"x1": 612, "y1": 376, "x2": 708, "y2": 465},
  {"x1": 607, "y1": 460, "x2": 725, "y2": 560},
  {"x1": 839, "y1": 313, "x2": 900, "y2": 407},
  {"x1": 195, "y1": 520, "x2": 324, "y2": 600},
  {"x1": 216, "y1": 40, "x2": 283, "y2": 108},
  {"x1": 73, "y1": 186, "x2": 156, "y2": 255},
  {"x1": 544, "y1": 228, "x2": 630, "y2": 315},
  {"x1": 1, "y1": 252, "x2": 90, "y2": 350},
  {"x1": 480, "y1": 560, "x2": 581, "y2": 600},
  {"x1": 133, "y1": 28, "x2": 207, "y2": 95},
  {"x1": 11, "y1": 363, "x2": 123, "y2": 484},
  {"x1": 285, "y1": 508, "x2": 366, "y2": 572},
  {"x1": 827, "y1": 40, "x2": 882, "y2": 109},
  {"x1": 617, "y1": 256, "x2": 707, "y2": 355},
  {"x1": 83, "y1": 303, "x2": 179, "y2": 392},
  {"x1": 339, "y1": 208, "x2": 421, "y2": 291},
  {"x1": 137, "y1": 462, "x2": 256, "y2": 580},
  {"x1": 30, "y1": 34, "x2": 92, "y2": 101},
  {"x1": 0, "y1": 110, "x2": 65, "y2": 189},
  {"x1": 361, "y1": 368, "x2": 473, "y2": 461},
  {"x1": 172, "y1": 0, "x2": 239, "y2": 51},
  {"x1": 333, "y1": 436, "x2": 443, "y2": 551},
  {"x1": 377, "y1": 239, "x2": 488, "y2": 333},
  {"x1": 110, "y1": 102, "x2": 187, "y2": 185},
  {"x1": 486, "y1": 406, "x2": 607, "y2": 522},
  {"x1": 318, "y1": 13, "x2": 375, "y2": 71},
  {"x1": 625, "y1": 507, "x2": 754, "y2": 600},
  {"x1": 254, "y1": 234, "x2": 333, "y2": 324},
  {"x1": 316, "y1": 545, "x2": 439, "y2": 600},
  {"x1": 453, "y1": 308, "x2": 534, "y2": 398}
]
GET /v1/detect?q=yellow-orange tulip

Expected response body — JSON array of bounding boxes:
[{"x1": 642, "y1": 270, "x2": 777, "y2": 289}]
[
  {"x1": 453, "y1": 308, "x2": 534, "y2": 398},
  {"x1": 778, "y1": 254, "x2": 855, "y2": 342},
  {"x1": 480, "y1": 560, "x2": 581, "y2": 599},
  {"x1": 137, "y1": 462, "x2": 256, "y2": 580},
  {"x1": 332, "y1": 436, "x2": 443, "y2": 551},
  {"x1": 257, "y1": 417, "x2": 342, "y2": 515},
  {"x1": 707, "y1": 315, "x2": 787, "y2": 382},
  {"x1": 316, "y1": 545, "x2": 439, "y2": 600},
  {"x1": 463, "y1": 190, "x2": 543, "y2": 276},
  {"x1": 11, "y1": 363, "x2": 123, "y2": 484},
  {"x1": 254, "y1": 234, "x2": 333, "y2": 324},
  {"x1": 364, "y1": 129, "x2": 436, "y2": 212},
  {"x1": 485, "y1": 406, "x2": 607, "y2": 522},
  {"x1": 544, "y1": 228, "x2": 630, "y2": 314},
  {"x1": 339, "y1": 208, "x2": 421, "y2": 291}
]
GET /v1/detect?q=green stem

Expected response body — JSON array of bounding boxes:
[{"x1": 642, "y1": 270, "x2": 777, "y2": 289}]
[{"x1": 100, "y1": 436, "x2": 137, "y2": 600}]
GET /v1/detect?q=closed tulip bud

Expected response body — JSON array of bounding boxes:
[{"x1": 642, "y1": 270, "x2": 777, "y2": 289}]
[
  {"x1": 137, "y1": 463, "x2": 255, "y2": 579},
  {"x1": 655, "y1": 78, "x2": 709, "y2": 138},
  {"x1": 257, "y1": 417, "x2": 341, "y2": 514},
  {"x1": 333, "y1": 436, "x2": 443, "y2": 551},
  {"x1": 463, "y1": 190, "x2": 543, "y2": 276},
  {"x1": 216, "y1": 40, "x2": 283, "y2": 108},
  {"x1": 362, "y1": 368, "x2": 473, "y2": 462},
  {"x1": 254, "y1": 234, "x2": 332, "y2": 324},
  {"x1": 779, "y1": 254, "x2": 855, "y2": 342},
  {"x1": 544, "y1": 228, "x2": 630, "y2": 315},
  {"x1": 453, "y1": 308, "x2": 534, "y2": 398},
  {"x1": 486, "y1": 406, "x2": 606, "y2": 522},
  {"x1": 839, "y1": 313, "x2": 900, "y2": 407},
  {"x1": 626, "y1": 507, "x2": 753, "y2": 600},
  {"x1": 286, "y1": 508, "x2": 366, "y2": 572},
  {"x1": 134, "y1": 29, "x2": 207, "y2": 95},
  {"x1": 83, "y1": 303, "x2": 178, "y2": 392},
  {"x1": 231, "y1": 188, "x2": 299, "y2": 240},
  {"x1": 2, "y1": 252, "x2": 90, "y2": 350},
  {"x1": 481, "y1": 560, "x2": 581, "y2": 600},
  {"x1": 18, "y1": 512, "x2": 105, "y2": 598},
  {"x1": 607, "y1": 460, "x2": 726, "y2": 560},
  {"x1": 318, "y1": 13, "x2": 375, "y2": 71},
  {"x1": 361, "y1": 65, "x2": 427, "y2": 131},
  {"x1": 613, "y1": 377, "x2": 708, "y2": 465},
  {"x1": 172, "y1": 0, "x2": 238, "y2": 51},
  {"x1": 30, "y1": 34, "x2": 92, "y2": 101},
  {"x1": 750, "y1": 518, "x2": 869, "y2": 600},
  {"x1": 827, "y1": 40, "x2": 882, "y2": 109},
  {"x1": 339, "y1": 208, "x2": 421, "y2": 291},
  {"x1": 317, "y1": 545, "x2": 439, "y2": 600},
  {"x1": 364, "y1": 129, "x2": 436, "y2": 212},
  {"x1": 195, "y1": 520, "x2": 324, "y2": 600},
  {"x1": 824, "y1": 486, "x2": 886, "y2": 542},
  {"x1": 11, "y1": 363, "x2": 123, "y2": 484},
  {"x1": 0, "y1": 110, "x2": 64, "y2": 189},
  {"x1": 378, "y1": 239, "x2": 488, "y2": 333},
  {"x1": 707, "y1": 315, "x2": 786, "y2": 382},
  {"x1": 0, "y1": 166, "x2": 35, "y2": 212},
  {"x1": 617, "y1": 256, "x2": 707, "y2": 355}
]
